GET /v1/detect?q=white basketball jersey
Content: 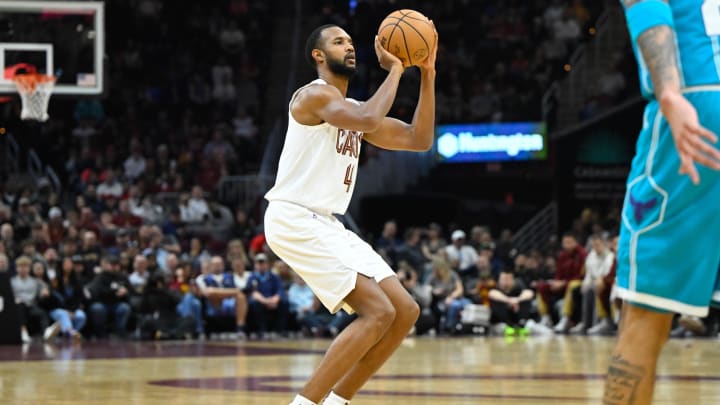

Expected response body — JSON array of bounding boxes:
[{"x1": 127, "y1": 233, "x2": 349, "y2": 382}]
[{"x1": 265, "y1": 79, "x2": 363, "y2": 216}]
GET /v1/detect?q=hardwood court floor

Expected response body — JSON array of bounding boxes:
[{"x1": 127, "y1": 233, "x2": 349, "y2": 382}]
[{"x1": 1, "y1": 336, "x2": 719, "y2": 404}]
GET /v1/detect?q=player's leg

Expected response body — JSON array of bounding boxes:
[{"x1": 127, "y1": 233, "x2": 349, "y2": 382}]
[
  {"x1": 331, "y1": 276, "x2": 419, "y2": 400},
  {"x1": 298, "y1": 274, "x2": 397, "y2": 403},
  {"x1": 603, "y1": 304, "x2": 672, "y2": 405}
]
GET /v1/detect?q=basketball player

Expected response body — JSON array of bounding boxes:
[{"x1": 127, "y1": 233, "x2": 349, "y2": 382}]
[
  {"x1": 604, "y1": 1, "x2": 720, "y2": 404},
  {"x1": 264, "y1": 23, "x2": 437, "y2": 405}
]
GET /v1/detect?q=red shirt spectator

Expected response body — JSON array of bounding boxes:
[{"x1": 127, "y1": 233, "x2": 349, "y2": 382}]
[{"x1": 112, "y1": 199, "x2": 142, "y2": 228}]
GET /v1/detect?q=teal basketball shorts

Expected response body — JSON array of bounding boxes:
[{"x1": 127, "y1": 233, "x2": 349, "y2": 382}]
[{"x1": 616, "y1": 85, "x2": 720, "y2": 316}]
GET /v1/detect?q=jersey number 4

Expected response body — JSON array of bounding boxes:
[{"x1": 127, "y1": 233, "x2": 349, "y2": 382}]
[
  {"x1": 344, "y1": 164, "x2": 354, "y2": 192},
  {"x1": 703, "y1": 0, "x2": 720, "y2": 36}
]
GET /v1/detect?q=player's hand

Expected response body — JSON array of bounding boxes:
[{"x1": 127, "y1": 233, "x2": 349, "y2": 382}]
[
  {"x1": 660, "y1": 91, "x2": 720, "y2": 185},
  {"x1": 418, "y1": 20, "x2": 438, "y2": 71},
  {"x1": 374, "y1": 36, "x2": 404, "y2": 73}
]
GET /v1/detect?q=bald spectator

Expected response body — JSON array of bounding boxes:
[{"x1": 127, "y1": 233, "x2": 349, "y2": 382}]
[{"x1": 129, "y1": 255, "x2": 150, "y2": 294}]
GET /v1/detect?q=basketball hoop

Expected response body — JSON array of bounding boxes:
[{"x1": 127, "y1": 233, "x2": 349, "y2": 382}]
[{"x1": 12, "y1": 72, "x2": 56, "y2": 122}]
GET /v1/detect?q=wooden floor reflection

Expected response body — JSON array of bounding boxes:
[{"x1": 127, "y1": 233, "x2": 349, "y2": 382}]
[{"x1": 1, "y1": 336, "x2": 719, "y2": 404}]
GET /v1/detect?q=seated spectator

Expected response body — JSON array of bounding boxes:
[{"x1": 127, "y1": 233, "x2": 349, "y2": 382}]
[
  {"x1": 196, "y1": 256, "x2": 248, "y2": 338},
  {"x1": 46, "y1": 256, "x2": 87, "y2": 341},
  {"x1": 11, "y1": 256, "x2": 51, "y2": 342},
  {"x1": 489, "y1": 270, "x2": 534, "y2": 335},
  {"x1": 246, "y1": 254, "x2": 289, "y2": 338},
  {"x1": 569, "y1": 235, "x2": 617, "y2": 335},
  {"x1": 421, "y1": 223, "x2": 447, "y2": 263},
  {"x1": 288, "y1": 272, "x2": 324, "y2": 335},
  {"x1": 464, "y1": 256, "x2": 497, "y2": 307},
  {"x1": 79, "y1": 230, "x2": 102, "y2": 276},
  {"x1": 375, "y1": 220, "x2": 400, "y2": 266},
  {"x1": 536, "y1": 233, "x2": 586, "y2": 329},
  {"x1": 445, "y1": 230, "x2": 479, "y2": 274},
  {"x1": 226, "y1": 239, "x2": 250, "y2": 272},
  {"x1": 96, "y1": 169, "x2": 123, "y2": 200},
  {"x1": 138, "y1": 274, "x2": 194, "y2": 340},
  {"x1": 396, "y1": 228, "x2": 427, "y2": 273},
  {"x1": 171, "y1": 263, "x2": 204, "y2": 337},
  {"x1": 427, "y1": 256, "x2": 470, "y2": 334},
  {"x1": 86, "y1": 256, "x2": 132, "y2": 338},
  {"x1": 0, "y1": 253, "x2": 10, "y2": 273},
  {"x1": 273, "y1": 260, "x2": 293, "y2": 291},
  {"x1": 124, "y1": 145, "x2": 146, "y2": 181},
  {"x1": 112, "y1": 199, "x2": 143, "y2": 228}
]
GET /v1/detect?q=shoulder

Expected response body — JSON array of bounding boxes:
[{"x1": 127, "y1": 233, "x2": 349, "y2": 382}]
[{"x1": 293, "y1": 83, "x2": 343, "y2": 110}]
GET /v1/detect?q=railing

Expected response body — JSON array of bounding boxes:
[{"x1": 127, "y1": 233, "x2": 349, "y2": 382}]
[
  {"x1": 510, "y1": 202, "x2": 558, "y2": 255},
  {"x1": 216, "y1": 174, "x2": 276, "y2": 210},
  {"x1": 27, "y1": 149, "x2": 42, "y2": 179},
  {"x1": 45, "y1": 165, "x2": 61, "y2": 196},
  {"x1": 4, "y1": 133, "x2": 19, "y2": 173}
]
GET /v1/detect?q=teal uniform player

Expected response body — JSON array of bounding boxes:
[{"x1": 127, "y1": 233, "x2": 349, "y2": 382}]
[{"x1": 617, "y1": 0, "x2": 720, "y2": 316}]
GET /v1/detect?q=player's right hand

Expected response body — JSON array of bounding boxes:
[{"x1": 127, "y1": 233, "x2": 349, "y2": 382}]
[
  {"x1": 660, "y1": 91, "x2": 720, "y2": 185},
  {"x1": 374, "y1": 36, "x2": 404, "y2": 72}
]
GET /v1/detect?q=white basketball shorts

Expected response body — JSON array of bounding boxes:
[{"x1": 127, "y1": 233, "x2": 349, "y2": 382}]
[{"x1": 264, "y1": 200, "x2": 395, "y2": 314}]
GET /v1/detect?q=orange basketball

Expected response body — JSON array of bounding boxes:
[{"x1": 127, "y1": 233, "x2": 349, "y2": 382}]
[{"x1": 378, "y1": 9, "x2": 435, "y2": 68}]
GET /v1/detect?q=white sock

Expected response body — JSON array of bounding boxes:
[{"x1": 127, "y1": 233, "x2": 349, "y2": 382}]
[
  {"x1": 323, "y1": 391, "x2": 350, "y2": 405},
  {"x1": 290, "y1": 394, "x2": 316, "y2": 405}
]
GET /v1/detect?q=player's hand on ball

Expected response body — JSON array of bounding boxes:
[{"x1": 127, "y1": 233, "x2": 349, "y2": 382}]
[
  {"x1": 660, "y1": 91, "x2": 720, "y2": 185},
  {"x1": 374, "y1": 35, "x2": 404, "y2": 72},
  {"x1": 418, "y1": 20, "x2": 438, "y2": 71}
]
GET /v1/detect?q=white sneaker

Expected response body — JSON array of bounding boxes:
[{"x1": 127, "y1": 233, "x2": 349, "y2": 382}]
[
  {"x1": 526, "y1": 319, "x2": 554, "y2": 336},
  {"x1": 491, "y1": 322, "x2": 508, "y2": 336},
  {"x1": 540, "y1": 315, "x2": 553, "y2": 327},
  {"x1": 569, "y1": 322, "x2": 586, "y2": 335},
  {"x1": 554, "y1": 317, "x2": 569, "y2": 333},
  {"x1": 679, "y1": 315, "x2": 706, "y2": 335},
  {"x1": 21, "y1": 329, "x2": 31, "y2": 343},
  {"x1": 43, "y1": 322, "x2": 61, "y2": 341},
  {"x1": 588, "y1": 319, "x2": 615, "y2": 335}
]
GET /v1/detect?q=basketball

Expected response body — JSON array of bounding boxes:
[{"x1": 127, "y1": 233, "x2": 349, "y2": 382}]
[{"x1": 378, "y1": 9, "x2": 435, "y2": 68}]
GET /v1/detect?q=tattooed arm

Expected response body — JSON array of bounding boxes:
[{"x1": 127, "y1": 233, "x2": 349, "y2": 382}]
[{"x1": 624, "y1": 0, "x2": 720, "y2": 184}]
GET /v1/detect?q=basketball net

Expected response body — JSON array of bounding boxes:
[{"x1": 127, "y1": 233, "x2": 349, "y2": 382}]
[{"x1": 12, "y1": 73, "x2": 56, "y2": 122}]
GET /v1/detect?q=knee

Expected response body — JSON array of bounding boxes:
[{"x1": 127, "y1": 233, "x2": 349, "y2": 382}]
[
  {"x1": 89, "y1": 302, "x2": 105, "y2": 315},
  {"x1": 75, "y1": 311, "x2": 87, "y2": 322},
  {"x1": 117, "y1": 303, "x2": 131, "y2": 316},
  {"x1": 370, "y1": 304, "x2": 396, "y2": 333}
]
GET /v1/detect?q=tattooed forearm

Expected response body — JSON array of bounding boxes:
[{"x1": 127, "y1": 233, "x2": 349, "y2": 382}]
[
  {"x1": 624, "y1": 0, "x2": 682, "y2": 99},
  {"x1": 603, "y1": 354, "x2": 646, "y2": 405}
]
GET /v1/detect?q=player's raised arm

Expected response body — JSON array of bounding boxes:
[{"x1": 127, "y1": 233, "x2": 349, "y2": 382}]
[
  {"x1": 364, "y1": 23, "x2": 438, "y2": 152},
  {"x1": 292, "y1": 36, "x2": 405, "y2": 133},
  {"x1": 624, "y1": 0, "x2": 720, "y2": 184}
]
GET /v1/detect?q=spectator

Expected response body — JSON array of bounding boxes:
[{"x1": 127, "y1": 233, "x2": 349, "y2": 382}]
[
  {"x1": 272, "y1": 259, "x2": 294, "y2": 291},
  {"x1": 11, "y1": 256, "x2": 50, "y2": 343},
  {"x1": 0, "y1": 252, "x2": 10, "y2": 273},
  {"x1": 427, "y1": 257, "x2": 470, "y2": 334},
  {"x1": 196, "y1": 256, "x2": 248, "y2": 338},
  {"x1": 124, "y1": 144, "x2": 147, "y2": 181},
  {"x1": 375, "y1": 220, "x2": 400, "y2": 265},
  {"x1": 96, "y1": 169, "x2": 123, "y2": 200},
  {"x1": 246, "y1": 253, "x2": 289, "y2": 338},
  {"x1": 46, "y1": 256, "x2": 87, "y2": 341},
  {"x1": 536, "y1": 232, "x2": 587, "y2": 328},
  {"x1": 489, "y1": 270, "x2": 535, "y2": 335},
  {"x1": 570, "y1": 234, "x2": 617, "y2": 335},
  {"x1": 78, "y1": 231, "x2": 102, "y2": 276},
  {"x1": 129, "y1": 255, "x2": 150, "y2": 294},
  {"x1": 86, "y1": 256, "x2": 132, "y2": 338},
  {"x1": 421, "y1": 223, "x2": 446, "y2": 262},
  {"x1": 138, "y1": 274, "x2": 194, "y2": 340},
  {"x1": 112, "y1": 200, "x2": 143, "y2": 228},
  {"x1": 47, "y1": 207, "x2": 66, "y2": 245},
  {"x1": 396, "y1": 228, "x2": 427, "y2": 273},
  {"x1": 226, "y1": 239, "x2": 250, "y2": 272},
  {"x1": 445, "y1": 230, "x2": 480, "y2": 274},
  {"x1": 464, "y1": 256, "x2": 497, "y2": 307},
  {"x1": 183, "y1": 186, "x2": 211, "y2": 223},
  {"x1": 288, "y1": 272, "x2": 323, "y2": 335}
]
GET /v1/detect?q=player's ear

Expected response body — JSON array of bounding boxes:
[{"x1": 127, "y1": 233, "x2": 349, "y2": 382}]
[{"x1": 312, "y1": 49, "x2": 325, "y2": 65}]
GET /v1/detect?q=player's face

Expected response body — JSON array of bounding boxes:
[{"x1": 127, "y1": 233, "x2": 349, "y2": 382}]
[{"x1": 321, "y1": 27, "x2": 356, "y2": 78}]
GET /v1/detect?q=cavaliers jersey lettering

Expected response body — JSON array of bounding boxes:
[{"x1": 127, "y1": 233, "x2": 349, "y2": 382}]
[
  {"x1": 336, "y1": 129, "x2": 363, "y2": 158},
  {"x1": 265, "y1": 79, "x2": 363, "y2": 215}
]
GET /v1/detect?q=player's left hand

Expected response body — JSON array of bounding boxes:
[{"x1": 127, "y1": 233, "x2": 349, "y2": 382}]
[
  {"x1": 661, "y1": 91, "x2": 720, "y2": 184},
  {"x1": 418, "y1": 20, "x2": 438, "y2": 71}
]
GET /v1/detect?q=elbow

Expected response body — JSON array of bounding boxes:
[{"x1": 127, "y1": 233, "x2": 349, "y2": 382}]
[{"x1": 363, "y1": 115, "x2": 383, "y2": 133}]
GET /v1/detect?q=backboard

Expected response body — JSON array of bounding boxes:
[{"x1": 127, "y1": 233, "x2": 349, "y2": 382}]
[{"x1": 0, "y1": 1, "x2": 104, "y2": 95}]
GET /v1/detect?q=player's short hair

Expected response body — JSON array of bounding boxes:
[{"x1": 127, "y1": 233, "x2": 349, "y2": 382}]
[{"x1": 305, "y1": 24, "x2": 339, "y2": 68}]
